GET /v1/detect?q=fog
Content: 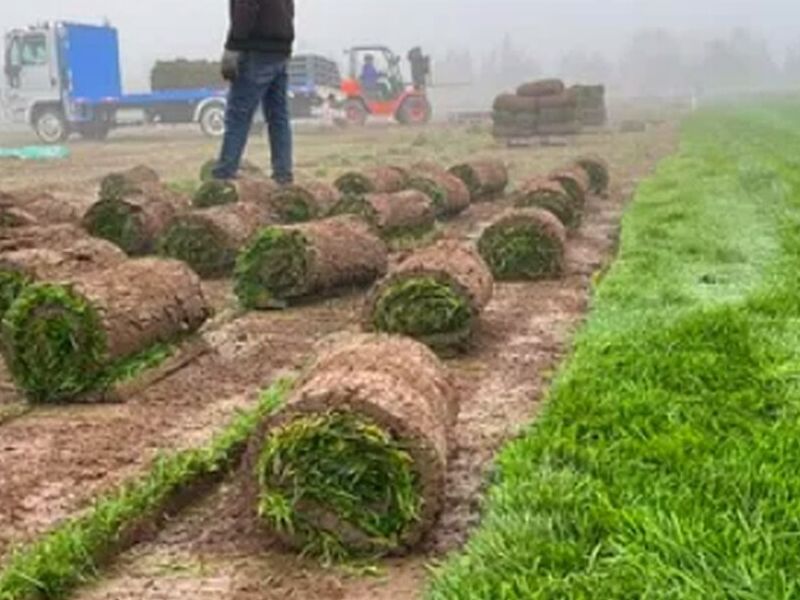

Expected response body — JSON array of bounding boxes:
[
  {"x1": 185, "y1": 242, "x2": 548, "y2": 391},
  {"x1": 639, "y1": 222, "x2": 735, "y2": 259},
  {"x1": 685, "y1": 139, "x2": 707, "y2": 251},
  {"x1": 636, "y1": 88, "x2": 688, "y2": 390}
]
[{"x1": 2, "y1": 0, "x2": 799, "y2": 105}]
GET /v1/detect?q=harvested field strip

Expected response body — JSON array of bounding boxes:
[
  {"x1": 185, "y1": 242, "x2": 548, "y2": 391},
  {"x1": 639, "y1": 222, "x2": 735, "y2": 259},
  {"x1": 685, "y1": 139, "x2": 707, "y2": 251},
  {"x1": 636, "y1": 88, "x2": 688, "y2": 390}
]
[
  {"x1": 0, "y1": 380, "x2": 291, "y2": 600},
  {"x1": 428, "y1": 105, "x2": 800, "y2": 598}
]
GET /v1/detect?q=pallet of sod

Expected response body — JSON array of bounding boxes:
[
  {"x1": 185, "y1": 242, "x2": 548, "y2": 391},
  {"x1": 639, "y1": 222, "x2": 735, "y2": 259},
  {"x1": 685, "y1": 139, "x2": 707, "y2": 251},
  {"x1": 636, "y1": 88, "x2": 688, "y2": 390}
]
[
  {"x1": 234, "y1": 215, "x2": 388, "y2": 309},
  {"x1": 2, "y1": 258, "x2": 210, "y2": 402},
  {"x1": 478, "y1": 208, "x2": 567, "y2": 281},
  {"x1": 244, "y1": 334, "x2": 456, "y2": 560},
  {"x1": 365, "y1": 240, "x2": 494, "y2": 351}
]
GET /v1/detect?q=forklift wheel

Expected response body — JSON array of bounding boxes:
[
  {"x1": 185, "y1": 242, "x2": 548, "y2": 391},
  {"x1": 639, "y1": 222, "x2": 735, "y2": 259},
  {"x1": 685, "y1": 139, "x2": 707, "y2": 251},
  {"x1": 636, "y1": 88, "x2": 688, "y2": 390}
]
[
  {"x1": 343, "y1": 99, "x2": 368, "y2": 127},
  {"x1": 34, "y1": 110, "x2": 69, "y2": 144},
  {"x1": 397, "y1": 96, "x2": 432, "y2": 126}
]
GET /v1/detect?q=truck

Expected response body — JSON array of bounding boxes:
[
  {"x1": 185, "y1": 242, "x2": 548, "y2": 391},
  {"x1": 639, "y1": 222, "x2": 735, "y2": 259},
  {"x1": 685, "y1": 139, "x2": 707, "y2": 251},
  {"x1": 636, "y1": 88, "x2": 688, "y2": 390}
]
[{"x1": 2, "y1": 21, "x2": 343, "y2": 143}]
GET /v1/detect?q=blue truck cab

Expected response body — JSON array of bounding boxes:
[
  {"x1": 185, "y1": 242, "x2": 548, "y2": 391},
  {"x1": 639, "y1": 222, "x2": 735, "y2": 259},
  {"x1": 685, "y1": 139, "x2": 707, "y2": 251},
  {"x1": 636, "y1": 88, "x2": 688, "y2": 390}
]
[{"x1": 3, "y1": 22, "x2": 227, "y2": 142}]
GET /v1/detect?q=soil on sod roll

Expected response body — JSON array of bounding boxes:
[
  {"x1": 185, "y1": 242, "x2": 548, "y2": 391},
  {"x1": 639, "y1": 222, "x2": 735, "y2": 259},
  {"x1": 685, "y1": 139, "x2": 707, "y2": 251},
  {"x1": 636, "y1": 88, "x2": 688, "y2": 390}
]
[
  {"x1": 575, "y1": 154, "x2": 611, "y2": 194},
  {"x1": 332, "y1": 190, "x2": 436, "y2": 239},
  {"x1": 267, "y1": 181, "x2": 340, "y2": 223},
  {"x1": 159, "y1": 201, "x2": 273, "y2": 278},
  {"x1": 478, "y1": 208, "x2": 567, "y2": 281},
  {"x1": 516, "y1": 79, "x2": 565, "y2": 98},
  {"x1": 365, "y1": 240, "x2": 494, "y2": 350},
  {"x1": 448, "y1": 160, "x2": 509, "y2": 201},
  {"x1": 83, "y1": 183, "x2": 190, "y2": 256},
  {"x1": 549, "y1": 166, "x2": 591, "y2": 209},
  {"x1": 98, "y1": 165, "x2": 160, "y2": 203},
  {"x1": 234, "y1": 215, "x2": 388, "y2": 309},
  {"x1": 513, "y1": 178, "x2": 582, "y2": 229},
  {"x1": 407, "y1": 169, "x2": 470, "y2": 218},
  {"x1": 335, "y1": 166, "x2": 408, "y2": 195},
  {"x1": 492, "y1": 94, "x2": 540, "y2": 113},
  {"x1": 0, "y1": 190, "x2": 79, "y2": 226},
  {"x1": 3, "y1": 258, "x2": 210, "y2": 402},
  {"x1": 192, "y1": 177, "x2": 278, "y2": 210},
  {"x1": 0, "y1": 236, "x2": 126, "y2": 318},
  {"x1": 244, "y1": 334, "x2": 456, "y2": 557}
]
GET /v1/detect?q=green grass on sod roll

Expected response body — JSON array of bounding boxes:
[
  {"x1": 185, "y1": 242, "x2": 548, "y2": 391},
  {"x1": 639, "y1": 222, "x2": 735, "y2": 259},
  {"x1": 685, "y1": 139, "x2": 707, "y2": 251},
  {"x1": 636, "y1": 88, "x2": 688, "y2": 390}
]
[
  {"x1": 271, "y1": 187, "x2": 315, "y2": 223},
  {"x1": 516, "y1": 188, "x2": 580, "y2": 229},
  {"x1": 449, "y1": 165, "x2": 481, "y2": 198},
  {"x1": 478, "y1": 224, "x2": 563, "y2": 280},
  {"x1": 0, "y1": 380, "x2": 291, "y2": 600},
  {"x1": 373, "y1": 277, "x2": 472, "y2": 347},
  {"x1": 192, "y1": 180, "x2": 238, "y2": 208},
  {"x1": 408, "y1": 177, "x2": 447, "y2": 215},
  {"x1": 428, "y1": 103, "x2": 800, "y2": 598},
  {"x1": 257, "y1": 411, "x2": 421, "y2": 562},
  {"x1": 0, "y1": 270, "x2": 29, "y2": 321},
  {"x1": 234, "y1": 227, "x2": 311, "y2": 309},
  {"x1": 2, "y1": 283, "x2": 107, "y2": 402},
  {"x1": 83, "y1": 200, "x2": 147, "y2": 255},
  {"x1": 576, "y1": 158, "x2": 609, "y2": 194},
  {"x1": 99, "y1": 174, "x2": 140, "y2": 203},
  {"x1": 159, "y1": 219, "x2": 237, "y2": 279}
]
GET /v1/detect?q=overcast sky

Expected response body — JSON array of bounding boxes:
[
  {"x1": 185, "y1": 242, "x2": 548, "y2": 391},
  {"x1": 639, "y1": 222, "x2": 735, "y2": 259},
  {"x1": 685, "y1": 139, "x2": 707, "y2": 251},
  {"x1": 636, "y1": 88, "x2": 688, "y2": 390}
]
[{"x1": 1, "y1": 1, "x2": 797, "y2": 91}]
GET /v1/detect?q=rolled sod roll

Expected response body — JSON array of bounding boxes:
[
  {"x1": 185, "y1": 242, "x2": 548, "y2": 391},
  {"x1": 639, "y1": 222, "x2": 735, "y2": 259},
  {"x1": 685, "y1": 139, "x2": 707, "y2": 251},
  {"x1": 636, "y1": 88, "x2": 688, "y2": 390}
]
[
  {"x1": 234, "y1": 215, "x2": 388, "y2": 309},
  {"x1": 332, "y1": 190, "x2": 436, "y2": 239},
  {"x1": 199, "y1": 158, "x2": 264, "y2": 182},
  {"x1": 246, "y1": 334, "x2": 456, "y2": 556},
  {"x1": 192, "y1": 177, "x2": 278, "y2": 209},
  {"x1": 365, "y1": 240, "x2": 494, "y2": 350},
  {"x1": 267, "y1": 181, "x2": 340, "y2": 223},
  {"x1": 98, "y1": 165, "x2": 160, "y2": 202},
  {"x1": 492, "y1": 93, "x2": 540, "y2": 113},
  {"x1": 513, "y1": 178, "x2": 582, "y2": 229},
  {"x1": 159, "y1": 202, "x2": 273, "y2": 278},
  {"x1": 407, "y1": 167, "x2": 470, "y2": 218},
  {"x1": 478, "y1": 208, "x2": 567, "y2": 281},
  {"x1": 82, "y1": 183, "x2": 190, "y2": 256},
  {"x1": 517, "y1": 79, "x2": 565, "y2": 98},
  {"x1": 335, "y1": 166, "x2": 408, "y2": 195},
  {"x1": 0, "y1": 190, "x2": 79, "y2": 226},
  {"x1": 0, "y1": 232, "x2": 126, "y2": 319},
  {"x1": 549, "y1": 166, "x2": 591, "y2": 208},
  {"x1": 448, "y1": 160, "x2": 509, "y2": 201},
  {"x1": 3, "y1": 258, "x2": 210, "y2": 402},
  {"x1": 574, "y1": 155, "x2": 611, "y2": 194}
]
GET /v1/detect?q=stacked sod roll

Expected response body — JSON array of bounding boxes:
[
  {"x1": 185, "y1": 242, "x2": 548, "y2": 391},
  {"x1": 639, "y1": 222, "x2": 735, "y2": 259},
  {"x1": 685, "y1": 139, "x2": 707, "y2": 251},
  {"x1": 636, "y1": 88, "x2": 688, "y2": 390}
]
[
  {"x1": 0, "y1": 190, "x2": 79, "y2": 227},
  {"x1": 365, "y1": 240, "x2": 494, "y2": 351},
  {"x1": 478, "y1": 208, "x2": 567, "y2": 281},
  {"x1": 331, "y1": 190, "x2": 437, "y2": 241},
  {"x1": 574, "y1": 154, "x2": 611, "y2": 195},
  {"x1": 407, "y1": 163, "x2": 471, "y2": 218},
  {"x1": 159, "y1": 201, "x2": 273, "y2": 278},
  {"x1": 245, "y1": 334, "x2": 457, "y2": 558},
  {"x1": 335, "y1": 166, "x2": 408, "y2": 195},
  {"x1": 2, "y1": 258, "x2": 210, "y2": 402},
  {"x1": 513, "y1": 178, "x2": 582, "y2": 230},
  {"x1": 492, "y1": 79, "x2": 583, "y2": 138},
  {"x1": 84, "y1": 169, "x2": 190, "y2": 256},
  {"x1": 0, "y1": 225, "x2": 127, "y2": 319},
  {"x1": 234, "y1": 215, "x2": 388, "y2": 309},
  {"x1": 571, "y1": 84, "x2": 608, "y2": 128},
  {"x1": 448, "y1": 160, "x2": 509, "y2": 202}
]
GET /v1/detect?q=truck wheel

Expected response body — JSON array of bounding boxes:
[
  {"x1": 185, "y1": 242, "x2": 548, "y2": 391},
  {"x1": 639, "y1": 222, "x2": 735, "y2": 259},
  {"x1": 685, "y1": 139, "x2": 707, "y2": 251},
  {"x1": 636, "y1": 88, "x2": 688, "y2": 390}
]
[
  {"x1": 200, "y1": 104, "x2": 226, "y2": 138},
  {"x1": 34, "y1": 110, "x2": 68, "y2": 144},
  {"x1": 397, "y1": 96, "x2": 432, "y2": 126},
  {"x1": 343, "y1": 99, "x2": 368, "y2": 126}
]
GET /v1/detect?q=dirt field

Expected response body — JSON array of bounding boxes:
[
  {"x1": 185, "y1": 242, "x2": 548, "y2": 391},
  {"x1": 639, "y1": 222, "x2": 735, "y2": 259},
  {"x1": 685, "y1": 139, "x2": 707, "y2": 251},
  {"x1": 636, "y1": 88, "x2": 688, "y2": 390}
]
[{"x1": 0, "y1": 121, "x2": 677, "y2": 599}]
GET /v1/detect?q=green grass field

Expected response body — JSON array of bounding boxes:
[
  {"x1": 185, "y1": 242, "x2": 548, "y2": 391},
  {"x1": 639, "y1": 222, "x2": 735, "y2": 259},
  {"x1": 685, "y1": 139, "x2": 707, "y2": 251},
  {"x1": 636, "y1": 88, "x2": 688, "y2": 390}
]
[{"x1": 428, "y1": 103, "x2": 800, "y2": 599}]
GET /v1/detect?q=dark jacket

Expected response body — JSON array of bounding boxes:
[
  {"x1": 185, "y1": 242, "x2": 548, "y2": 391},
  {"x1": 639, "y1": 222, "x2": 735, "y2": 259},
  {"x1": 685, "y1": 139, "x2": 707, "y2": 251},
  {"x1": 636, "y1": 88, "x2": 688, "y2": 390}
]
[{"x1": 226, "y1": 0, "x2": 295, "y2": 56}]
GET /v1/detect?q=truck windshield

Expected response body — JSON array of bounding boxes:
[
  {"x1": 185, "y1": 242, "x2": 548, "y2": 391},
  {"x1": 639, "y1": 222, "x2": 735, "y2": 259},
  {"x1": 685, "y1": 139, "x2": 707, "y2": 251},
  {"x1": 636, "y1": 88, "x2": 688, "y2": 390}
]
[{"x1": 20, "y1": 35, "x2": 47, "y2": 65}]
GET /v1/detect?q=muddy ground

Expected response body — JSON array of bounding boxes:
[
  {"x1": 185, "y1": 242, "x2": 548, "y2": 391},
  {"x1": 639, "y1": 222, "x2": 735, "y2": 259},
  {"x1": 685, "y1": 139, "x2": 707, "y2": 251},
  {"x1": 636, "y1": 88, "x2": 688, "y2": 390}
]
[{"x1": 0, "y1": 121, "x2": 678, "y2": 599}]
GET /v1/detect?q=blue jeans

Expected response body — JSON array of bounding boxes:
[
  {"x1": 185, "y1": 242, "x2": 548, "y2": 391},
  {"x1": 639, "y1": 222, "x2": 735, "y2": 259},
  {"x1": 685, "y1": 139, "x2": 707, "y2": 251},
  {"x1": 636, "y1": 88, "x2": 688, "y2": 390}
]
[{"x1": 213, "y1": 52, "x2": 293, "y2": 184}]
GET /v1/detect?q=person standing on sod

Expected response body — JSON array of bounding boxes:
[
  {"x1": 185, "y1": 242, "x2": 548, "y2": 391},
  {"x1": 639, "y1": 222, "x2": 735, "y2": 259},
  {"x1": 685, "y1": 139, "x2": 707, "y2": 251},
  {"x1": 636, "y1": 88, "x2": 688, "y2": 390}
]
[{"x1": 213, "y1": 0, "x2": 295, "y2": 184}]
